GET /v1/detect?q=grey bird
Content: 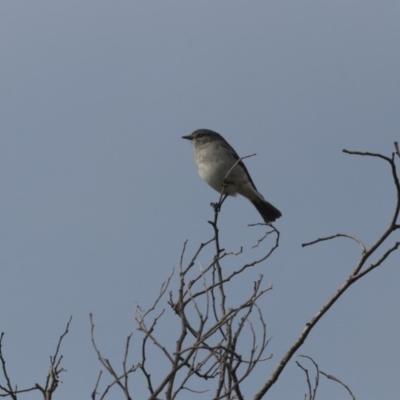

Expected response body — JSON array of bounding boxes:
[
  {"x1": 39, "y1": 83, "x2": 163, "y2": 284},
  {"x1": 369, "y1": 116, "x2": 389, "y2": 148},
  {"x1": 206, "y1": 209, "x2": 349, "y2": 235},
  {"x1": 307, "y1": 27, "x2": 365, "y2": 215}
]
[{"x1": 182, "y1": 129, "x2": 282, "y2": 223}]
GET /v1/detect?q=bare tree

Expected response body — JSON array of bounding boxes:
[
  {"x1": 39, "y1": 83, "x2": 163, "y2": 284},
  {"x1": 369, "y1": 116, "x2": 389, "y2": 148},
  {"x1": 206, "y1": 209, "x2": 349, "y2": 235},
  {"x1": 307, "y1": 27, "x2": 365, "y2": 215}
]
[
  {"x1": 1, "y1": 144, "x2": 398, "y2": 399},
  {"x1": 91, "y1": 144, "x2": 399, "y2": 399},
  {"x1": 91, "y1": 154, "x2": 281, "y2": 399}
]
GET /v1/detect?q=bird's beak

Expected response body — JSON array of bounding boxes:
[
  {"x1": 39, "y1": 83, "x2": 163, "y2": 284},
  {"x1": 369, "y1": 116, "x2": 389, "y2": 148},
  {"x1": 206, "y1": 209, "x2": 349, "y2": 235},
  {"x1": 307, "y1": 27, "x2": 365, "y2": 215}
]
[{"x1": 182, "y1": 135, "x2": 193, "y2": 140}]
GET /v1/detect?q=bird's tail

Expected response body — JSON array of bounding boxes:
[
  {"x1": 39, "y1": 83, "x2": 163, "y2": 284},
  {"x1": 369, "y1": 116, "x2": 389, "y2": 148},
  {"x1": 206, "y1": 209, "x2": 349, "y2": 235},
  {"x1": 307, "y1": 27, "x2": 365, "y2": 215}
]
[{"x1": 251, "y1": 198, "x2": 282, "y2": 223}]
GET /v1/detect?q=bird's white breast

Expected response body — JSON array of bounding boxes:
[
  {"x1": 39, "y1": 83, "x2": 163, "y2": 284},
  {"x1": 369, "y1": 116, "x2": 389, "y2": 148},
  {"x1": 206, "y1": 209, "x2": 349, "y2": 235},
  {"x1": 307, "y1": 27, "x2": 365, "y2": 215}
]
[{"x1": 195, "y1": 144, "x2": 238, "y2": 195}]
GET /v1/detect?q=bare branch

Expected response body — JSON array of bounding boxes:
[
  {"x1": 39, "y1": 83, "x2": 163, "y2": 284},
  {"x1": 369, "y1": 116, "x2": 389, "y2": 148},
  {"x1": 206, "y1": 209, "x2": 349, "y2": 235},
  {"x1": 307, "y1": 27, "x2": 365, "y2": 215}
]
[
  {"x1": 51, "y1": 316, "x2": 72, "y2": 368},
  {"x1": 320, "y1": 371, "x2": 356, "y2": 400},
  {"x1": 90, "y1": 314, "x2": 135, "y2": 400},
  {"x1": 297, "y1": 355, "x2": 319, "y2": 400},
  {"x1": 91, "y1": 370, "x2": 102, "y2": 400},
  {"x1": 223, "y1": 153, "x2": 257, "y2": 187},
  {"x1": 296, "y1": 361, "x2": 313, "y2": 400},
  {"x1": 1, "y1": 317, "x2": 72, "y2": 400},
  {"x1": 394, "y1": 141, "x2": 400, "y2": 158},
  {"x1": 302, "y1": 233, "x2": 366, "y2": 254},
  {"x1": 0, "y1": 332, "x2": 17, "y2": 400},
  {"x1": 296, "y1": 355, "x2": 355, "y2": 400},
  {"x1": 254, "y1": 146, "x2": 399, "y2": 399},
  {"x1": 342, "y1": 148, "x2": 392, "y2": 162},
  {"x1": 249, "y1": 225, "x2": 279, "y2": 249},
  {"x1": 353, "y1": 240, "x2": 400, "y2": 279}
]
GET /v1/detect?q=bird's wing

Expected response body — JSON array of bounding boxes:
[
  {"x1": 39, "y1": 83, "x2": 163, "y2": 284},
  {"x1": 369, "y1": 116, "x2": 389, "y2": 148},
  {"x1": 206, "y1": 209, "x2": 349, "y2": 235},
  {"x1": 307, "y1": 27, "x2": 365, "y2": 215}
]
[{"x1": 218, "y1": 137, "x2": 258, "y2": 191}]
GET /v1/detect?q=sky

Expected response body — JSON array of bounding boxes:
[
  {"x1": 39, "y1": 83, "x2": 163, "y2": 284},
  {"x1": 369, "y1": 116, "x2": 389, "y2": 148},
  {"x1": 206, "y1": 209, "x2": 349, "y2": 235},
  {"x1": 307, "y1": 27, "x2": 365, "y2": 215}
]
[{"x1": 0, "y1": 1, "x2": 399, "y2": 399}]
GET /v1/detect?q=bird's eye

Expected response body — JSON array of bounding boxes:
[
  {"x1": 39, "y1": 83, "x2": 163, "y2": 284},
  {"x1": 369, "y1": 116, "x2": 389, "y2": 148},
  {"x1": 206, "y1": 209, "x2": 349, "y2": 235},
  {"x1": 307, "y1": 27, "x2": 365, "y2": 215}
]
[{"x1": 197, "y1": 133, "x2": 204, "y2": 138}]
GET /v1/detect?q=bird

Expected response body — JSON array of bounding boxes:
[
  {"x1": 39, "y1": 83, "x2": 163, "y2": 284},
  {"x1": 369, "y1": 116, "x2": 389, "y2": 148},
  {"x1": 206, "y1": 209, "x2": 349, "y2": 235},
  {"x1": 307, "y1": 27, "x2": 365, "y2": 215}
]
[{"x1": 182, "y1": 129, "x2": 282, "y2": 223}]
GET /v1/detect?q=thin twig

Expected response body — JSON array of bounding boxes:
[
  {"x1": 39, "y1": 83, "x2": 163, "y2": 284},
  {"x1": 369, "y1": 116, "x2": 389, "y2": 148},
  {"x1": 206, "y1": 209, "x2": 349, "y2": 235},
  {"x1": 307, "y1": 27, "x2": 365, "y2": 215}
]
[
  {"x1": 320, "y1": 371, "x2": 356, "y2": 400},
  {"x1": 302, "y1": 233, "x2": 366, "y2": 254},
  {"x1": 91, "y1": 370, "x2": 102, "y2": 400}
]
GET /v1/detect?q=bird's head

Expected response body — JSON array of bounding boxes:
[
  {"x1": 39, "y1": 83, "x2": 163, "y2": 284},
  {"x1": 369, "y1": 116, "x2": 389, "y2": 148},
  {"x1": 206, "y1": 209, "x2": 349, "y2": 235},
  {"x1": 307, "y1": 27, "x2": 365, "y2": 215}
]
[{"x1": 182, "y1": 129, "x2": 222, "y2": 147}]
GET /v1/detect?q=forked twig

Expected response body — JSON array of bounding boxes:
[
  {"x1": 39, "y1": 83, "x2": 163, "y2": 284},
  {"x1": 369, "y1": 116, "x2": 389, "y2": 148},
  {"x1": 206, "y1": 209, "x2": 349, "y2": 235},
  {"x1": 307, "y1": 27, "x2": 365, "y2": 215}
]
[
  {"x1": 0, "y1": 317, "x2": 72, "y2": 400},
  {"x1": 296, "y1": 355, "x2": 356, "y2": 400}
]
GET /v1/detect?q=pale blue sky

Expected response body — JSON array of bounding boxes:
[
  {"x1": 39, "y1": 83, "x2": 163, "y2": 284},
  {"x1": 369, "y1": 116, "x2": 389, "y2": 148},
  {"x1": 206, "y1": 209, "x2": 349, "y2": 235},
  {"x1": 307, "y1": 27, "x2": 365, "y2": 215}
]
[{"x1": 0, "y1": 1, "x2": 399, "y2": 399}]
